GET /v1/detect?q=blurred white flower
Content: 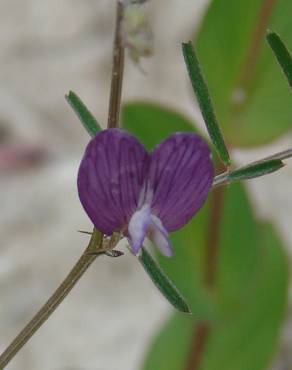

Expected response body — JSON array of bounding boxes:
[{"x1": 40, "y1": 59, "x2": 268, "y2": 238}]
[{"x1": 121, "y1": 3, "x2": 153, "y2": 64}]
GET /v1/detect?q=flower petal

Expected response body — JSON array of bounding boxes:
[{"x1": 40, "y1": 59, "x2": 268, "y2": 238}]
[
  {"x1": 149, "y1": 215, "x2": 173, "y2": 257},
  {"x1": 149, "y1": 133, "x2": 214, "y2": 231},
  {"x1": 128, "y1": 204, "x2": 151, "y2": 254},
  {"x1": 77, "y1": 129, "x2": 149, "y2": 235}
]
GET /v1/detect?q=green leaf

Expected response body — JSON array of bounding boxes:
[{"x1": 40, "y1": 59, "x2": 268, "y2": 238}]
[
  {"x1": 229, "y1": 159, "x2": 284, "y2": 181},
  {"x1": 143, "y1": 188, "x2": 288, "y2": 370},
  {"x1": 204, "y1": 223, "x2": 287, "y2": 370},
  {"x1": 213, "y1": 158, "x2": 285, "y2": 187},
  {"x1": 267, "y1": 31, "x2": 292, "y2": 89},
  {"x1": 182, "y1": 42, "x2": 231, "y2": 166},
  {"x1": 66, "y1": 91, "x2": 102, "y2": 137},
  {"x1": 138, "y1": 248, "x2": 191, "y2": 313},
  {"x1": 195, "y1": 0, "x2": 292, "y2": 147}
]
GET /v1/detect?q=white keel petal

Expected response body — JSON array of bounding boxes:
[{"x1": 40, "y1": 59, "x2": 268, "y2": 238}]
[
  {"x1": 128, "y1": 204, "x2": 151, "y2": 254},
  {"x1": 150, "y1": 215, "x2": 173, "y2": 257}
]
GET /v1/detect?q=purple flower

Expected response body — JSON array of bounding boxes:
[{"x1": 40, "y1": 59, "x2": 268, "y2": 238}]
[{"x1": 78, "y1": 129, "x2": 214, "y2": 257}]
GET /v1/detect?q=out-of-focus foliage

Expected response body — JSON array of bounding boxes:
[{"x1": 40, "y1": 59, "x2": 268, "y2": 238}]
[
  {"x1": 123, "y1": 102, "x2": 288, "y2": 370},
  {"x1": 143, "y1": 222, "x2": 288, "y2": 370},
  {"x1": 195, "y1": 0, "x2": 292, "y2": 146},
  {"x1": 122, "y1": 101, "x2": 197, "y2": 149}
]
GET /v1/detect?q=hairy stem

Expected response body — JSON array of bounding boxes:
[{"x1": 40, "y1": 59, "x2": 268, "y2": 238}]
[{"x1": 0, "y1": 2, "x2": 125, "y2": 368}]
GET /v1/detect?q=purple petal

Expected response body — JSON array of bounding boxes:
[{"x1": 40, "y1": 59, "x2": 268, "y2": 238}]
[
  {"x1": 128, "y1": 204, "x2": 151, "y2": 254},
  {"x1": 148, "y1": 133, "x2": 214, "y2": 231},
  {"x1": 149, "y1": 215, "x2": 173, "y2": 257},
  {"x1": 77, "y1": 129, "x2": 149, "y2": 235}
]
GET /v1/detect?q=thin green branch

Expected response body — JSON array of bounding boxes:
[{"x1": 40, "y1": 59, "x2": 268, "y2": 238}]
[{"x1": 213, "y1": 147, "x2": 292, "y2": 188}]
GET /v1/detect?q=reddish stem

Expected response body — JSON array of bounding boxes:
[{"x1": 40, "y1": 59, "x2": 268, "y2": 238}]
[
  {"x1": 204, "y1": 185, "x2": 225, "y2": 287},
  {"x1": 239, "y1": 0, "x2": 278, "y2": 90},
  {"x1": 107, "y1": 1, "x2": 125, "y2": 129},
  {"x1": 184, "y1": 181, "x2": 225, "y2": 370},
  {"x1": 184, "y1": 322, "x2": 210, "y2": 370},
  {"x1": 184, "y1": 1, "x2": 278, "y2": 368}
]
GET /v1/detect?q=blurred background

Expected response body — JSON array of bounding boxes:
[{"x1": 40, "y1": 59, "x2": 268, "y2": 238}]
[{"x1": 0, "y1": 0, "x2": 291, "y2": 369}]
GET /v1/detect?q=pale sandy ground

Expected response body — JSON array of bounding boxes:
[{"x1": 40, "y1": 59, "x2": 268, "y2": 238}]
[{"x1": 0, "y1": 1, "x2": 291, "y2": 369}]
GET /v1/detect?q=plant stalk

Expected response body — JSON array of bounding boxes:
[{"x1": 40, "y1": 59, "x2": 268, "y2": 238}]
[
  {"x1": 239, "y1": 0, "x2": 278, "y2": 90},
  {"x1": 108, "y1": 1, "x2": 125, "y2": 128},
  {"x1": 184, "y1": 175, "x2": 226, "y2": 370},
  {"x1": 213, "y1": 146, "x2": 292, "y2": 188},
  {"x1": 0, "y1": 2, "x2": 125, "y2": 368},
  {"x1": 0, "y1": 231, "x2": 103, "y2": 370}
]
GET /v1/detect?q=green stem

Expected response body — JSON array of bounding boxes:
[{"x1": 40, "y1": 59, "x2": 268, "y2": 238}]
[{"x1": 213, "y1": 147, "x2": 292, "y2": 188}]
